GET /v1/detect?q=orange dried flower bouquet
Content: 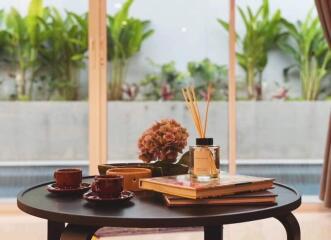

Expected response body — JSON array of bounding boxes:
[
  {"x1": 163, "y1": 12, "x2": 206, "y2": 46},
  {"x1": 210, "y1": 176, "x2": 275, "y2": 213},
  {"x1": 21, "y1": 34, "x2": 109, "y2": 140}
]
[{"x1": 138, "y1": 119, "x2": 189, "y2": 163}]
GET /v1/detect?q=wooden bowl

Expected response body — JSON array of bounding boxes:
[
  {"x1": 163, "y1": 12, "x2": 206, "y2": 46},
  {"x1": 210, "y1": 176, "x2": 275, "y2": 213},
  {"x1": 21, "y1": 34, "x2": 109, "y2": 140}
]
[
  {"x1": 106, "y1": 168, "x2": 152, "y2": 192},
  {"x1": 98, "y1": 163, "x2": 163, "y2": 177}
]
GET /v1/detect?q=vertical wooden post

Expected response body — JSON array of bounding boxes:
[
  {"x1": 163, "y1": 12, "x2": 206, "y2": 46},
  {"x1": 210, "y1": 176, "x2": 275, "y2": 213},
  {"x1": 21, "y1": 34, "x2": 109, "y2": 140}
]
[
  {"x1": 228, "y1": 0, "x2": 237, "y2": 174},
  {"x1": 88, "y1": 0, "x2": 108, "y2": 175}
]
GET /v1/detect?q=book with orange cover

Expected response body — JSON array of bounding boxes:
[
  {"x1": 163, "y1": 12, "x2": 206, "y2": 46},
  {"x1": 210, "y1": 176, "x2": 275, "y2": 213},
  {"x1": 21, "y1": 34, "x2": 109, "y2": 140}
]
[
  {"x1": 164, "y1": 190, "x2": 277, "y2": 207},
  {"x1": 139, "y1": 174, "x2": 274, "y2": 199}
]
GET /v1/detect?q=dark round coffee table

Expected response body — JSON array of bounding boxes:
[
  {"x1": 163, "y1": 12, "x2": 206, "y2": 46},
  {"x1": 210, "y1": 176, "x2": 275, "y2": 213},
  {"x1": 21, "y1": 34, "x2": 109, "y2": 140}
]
[{"x1": 17, "y1": 176, "x2": 301, "y2": 240}]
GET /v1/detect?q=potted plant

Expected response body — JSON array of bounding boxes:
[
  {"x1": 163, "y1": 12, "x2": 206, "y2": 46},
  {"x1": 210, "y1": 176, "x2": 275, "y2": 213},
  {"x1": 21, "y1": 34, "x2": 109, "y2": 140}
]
[
  {"x1": 99, "y1": 119, "x2": 190, "y2": 176},
  {"x1": 137, "y1": 119, "x2": 189, "y2": 176}
]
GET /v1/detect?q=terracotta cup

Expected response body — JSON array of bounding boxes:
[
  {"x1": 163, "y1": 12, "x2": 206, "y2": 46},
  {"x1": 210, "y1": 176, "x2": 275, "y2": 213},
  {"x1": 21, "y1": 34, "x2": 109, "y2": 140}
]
[
  {"x1": 106, "y1": 168, "x2": 151, "y2": 191},
  {"x1": 54, "y1": 168, "x2": 82, "y2": 189},
  {"x1": 92, "y1": 175, "x2": 123, "y2": 198}
]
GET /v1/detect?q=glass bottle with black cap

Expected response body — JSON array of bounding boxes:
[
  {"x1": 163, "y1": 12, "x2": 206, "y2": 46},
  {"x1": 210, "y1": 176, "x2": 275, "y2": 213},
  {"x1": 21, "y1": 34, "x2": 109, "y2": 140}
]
[{"x1": 189, "y1": 137, "x2": 220, "y2": 181}]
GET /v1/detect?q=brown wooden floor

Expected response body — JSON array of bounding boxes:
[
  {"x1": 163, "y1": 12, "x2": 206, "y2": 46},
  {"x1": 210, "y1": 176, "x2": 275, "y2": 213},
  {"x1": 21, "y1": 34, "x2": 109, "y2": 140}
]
[{"x1": 1, "y1": 202, "x2": 330, "y2": 240}]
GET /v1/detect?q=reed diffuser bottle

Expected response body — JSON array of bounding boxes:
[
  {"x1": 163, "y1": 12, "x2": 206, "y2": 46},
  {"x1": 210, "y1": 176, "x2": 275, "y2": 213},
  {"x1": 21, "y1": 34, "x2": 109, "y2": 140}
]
[
  {"x1": 190, "y1": 138, "x2": 220, "y2": 180},
  {"x1": 182, "y1": 86, "x2": 220, "y2": 180}
]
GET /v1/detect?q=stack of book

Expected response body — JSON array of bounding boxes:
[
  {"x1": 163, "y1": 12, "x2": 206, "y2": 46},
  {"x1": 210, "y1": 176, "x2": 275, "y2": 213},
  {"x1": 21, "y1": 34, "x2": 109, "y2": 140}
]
[{"x1": 139, "y1": 173, "x2": 276, "y2": 207}]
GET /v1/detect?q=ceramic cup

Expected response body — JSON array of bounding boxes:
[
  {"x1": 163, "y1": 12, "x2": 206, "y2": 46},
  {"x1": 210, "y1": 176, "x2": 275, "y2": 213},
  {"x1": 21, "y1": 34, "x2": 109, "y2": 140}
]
[
  {"x1": 106, "y1": 168, "x2": 151, "y2": 191},
  {"x1": 54, "y1": 168, "x2": 82, "y2": 189},
  {"x1": 91, "y1": 175, "x2": 123, "y2": 198}
]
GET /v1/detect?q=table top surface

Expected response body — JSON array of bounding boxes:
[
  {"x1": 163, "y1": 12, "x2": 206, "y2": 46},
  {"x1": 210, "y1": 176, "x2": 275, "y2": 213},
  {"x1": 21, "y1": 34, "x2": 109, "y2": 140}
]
[{"x1": 17, "y1": 176, "x2": 301, "y2": 228}]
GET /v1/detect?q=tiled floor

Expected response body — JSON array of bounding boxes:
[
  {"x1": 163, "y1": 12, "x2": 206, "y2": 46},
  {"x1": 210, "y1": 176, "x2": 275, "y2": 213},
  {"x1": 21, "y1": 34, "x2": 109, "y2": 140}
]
[
  {"x1": 1, "y1": 204, "x2": 331, "y2": 240},
  {"x1": 101, "y1": 212, "x2": 331, "y2": 240}
]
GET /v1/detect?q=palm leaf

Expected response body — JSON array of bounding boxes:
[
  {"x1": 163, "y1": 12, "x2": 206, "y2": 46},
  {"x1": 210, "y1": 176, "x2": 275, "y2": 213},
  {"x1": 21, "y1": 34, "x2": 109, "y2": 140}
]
[
  {"x1": 238, "y1": 7, "x2": 249, "y2": 29},
  {"x1": 262, "y1": 0, "x2": 269, "y2": 19},
  {"x1": 26, "y1": 0, "x2": 44, "y2": 47},
  {"x1": 217, "y1": 19, "x2": 240, "y2": 40},
  {"x1": 112, "y1": 0, "x2": 133, "y2": 41}
]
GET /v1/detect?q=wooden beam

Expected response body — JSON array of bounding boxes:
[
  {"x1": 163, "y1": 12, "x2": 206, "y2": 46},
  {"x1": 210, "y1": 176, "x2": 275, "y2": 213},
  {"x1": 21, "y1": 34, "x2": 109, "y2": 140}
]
[
  {"x1": 228, "y1": 0, "x2": 237, "y2": 174},
  {"x1": 88, "y1": 0, "x2": 108, "y2": 175}
]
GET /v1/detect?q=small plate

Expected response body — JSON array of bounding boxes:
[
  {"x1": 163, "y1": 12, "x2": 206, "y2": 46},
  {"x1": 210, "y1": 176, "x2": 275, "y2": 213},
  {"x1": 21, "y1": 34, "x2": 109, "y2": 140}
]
[
  {"x1": 83, "y1": 190, "x2": 134, "y2": 204},
  {"x1": 47, "y1": 183, "x2": 91, "y2": 195}
]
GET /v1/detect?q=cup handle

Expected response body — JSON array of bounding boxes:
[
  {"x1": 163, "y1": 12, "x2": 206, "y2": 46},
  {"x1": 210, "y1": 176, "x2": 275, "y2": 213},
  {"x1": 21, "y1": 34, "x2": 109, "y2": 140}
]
[
  {"x1": 53, "y1": 172, "x2": 57, "y2": 180},
  {"x1": 91, "y1": 182, "x2": 98, "y2": 192}
]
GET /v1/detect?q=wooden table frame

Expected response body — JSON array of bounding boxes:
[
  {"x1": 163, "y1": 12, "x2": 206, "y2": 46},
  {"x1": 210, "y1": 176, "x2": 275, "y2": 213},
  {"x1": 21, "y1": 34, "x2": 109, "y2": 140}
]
[{"x1": 47, "y1": 213, "x2": 300, "y2": 240}]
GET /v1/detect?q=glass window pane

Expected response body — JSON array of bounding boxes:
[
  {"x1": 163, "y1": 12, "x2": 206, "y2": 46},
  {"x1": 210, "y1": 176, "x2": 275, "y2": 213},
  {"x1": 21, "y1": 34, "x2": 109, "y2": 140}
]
[
  {"x1": 106, "y1": 0, "x2": 229, "y2": 170},
  {"x1": 0, "y1": 0, "x2": 88, "y2": 198},
  {"x1": 235, "y1": 0, "x2": 325, "y2": 196}
]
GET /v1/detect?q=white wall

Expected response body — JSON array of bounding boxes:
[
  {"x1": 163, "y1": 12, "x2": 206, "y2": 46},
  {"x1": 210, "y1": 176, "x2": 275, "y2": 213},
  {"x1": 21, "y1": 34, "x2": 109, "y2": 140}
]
[{"x1": 0, "y1": 0, "x2": 316, "y2": 98}]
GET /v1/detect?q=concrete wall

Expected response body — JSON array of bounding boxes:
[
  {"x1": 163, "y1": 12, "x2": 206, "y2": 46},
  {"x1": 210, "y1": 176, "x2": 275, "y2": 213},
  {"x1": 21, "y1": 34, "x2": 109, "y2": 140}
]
[
  {"x1": 0, "y1": 0, "x2": 316, "y2": 99},
  {"x1": 0, "y1": 102, "x2": 329, "y2": 162}
]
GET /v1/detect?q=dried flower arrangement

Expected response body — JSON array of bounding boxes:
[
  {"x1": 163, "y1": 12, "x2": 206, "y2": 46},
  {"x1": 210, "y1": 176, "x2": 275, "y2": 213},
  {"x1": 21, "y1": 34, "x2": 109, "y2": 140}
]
[{"x1": 138, "y1": 119, "x2": 189, "y2": 163}]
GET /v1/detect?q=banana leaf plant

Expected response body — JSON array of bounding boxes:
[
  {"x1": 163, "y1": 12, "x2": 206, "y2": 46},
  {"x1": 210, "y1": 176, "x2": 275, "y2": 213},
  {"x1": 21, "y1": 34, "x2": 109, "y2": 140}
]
[
  {"x1": 38, "y1": 8, "x2": 87, "y2": 100},
  {"x1": 187, "y1": 58, "x2": 228, "y2": 100},
  {"x1": 107, "y1": 0, "x2": 154, "y2": 100},
  {"x1": 278, "y1": 11, "x2": 331, "y2": 100},
  {"x1": 5, "y1": 0, "x2": 45, "y2": 100},
  {"x1": 218, "y1": 0, "x2": 282, "y2": 100}
]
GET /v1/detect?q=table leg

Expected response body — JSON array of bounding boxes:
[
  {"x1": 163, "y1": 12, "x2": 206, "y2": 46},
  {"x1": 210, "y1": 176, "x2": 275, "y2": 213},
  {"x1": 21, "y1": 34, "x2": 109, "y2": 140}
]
[
  {"x1": 204, "y1": 226, "x2": 223, "y2": 240},
  {"x1": 275, "y1": 213, "x2": 301, "y2": 240},
  {"x1": 48, "y1": 220, "x2": 65, "y2": 240},
  {"x1": 60, "y1": 224, "x2": 100, "y2": 240}
]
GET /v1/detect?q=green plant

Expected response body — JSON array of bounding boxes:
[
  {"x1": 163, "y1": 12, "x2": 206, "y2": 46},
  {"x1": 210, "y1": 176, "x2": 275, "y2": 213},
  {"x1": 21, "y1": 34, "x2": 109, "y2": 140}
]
[
  {"x1": 5, "y1": 0, "x2": 45, "y2": 100},
  {"x1": 0, "y1": 10, "x2": 10, "y2": 60},
  {"x1": 218, "y1": 0, "x2": 282, "y2": 100},
  {"x1": 140, "y1": 61, "x2": 186, "y2": 100},
  {"x1": 279, "y1": 11, "x2": 331, "y2": 100},
  {"x1": 38, "y1": 8, "x2": 88, "y2": 100},
  {"x1": 107, "y1": 0, "x2": 154, "y2": 100},
  {"x1": 187, "y1": 58, "x2": 227, "y2": 100}
]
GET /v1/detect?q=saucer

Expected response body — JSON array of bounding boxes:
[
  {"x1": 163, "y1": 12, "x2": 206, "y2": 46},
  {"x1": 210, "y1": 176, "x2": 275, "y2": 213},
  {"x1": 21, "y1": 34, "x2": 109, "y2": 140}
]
[
  {"x1": 47, "y1": 183, "x2": 91, "y2": 195},
  {"x1": 83, "y1": 190, "x2": 134, "y2": 204}
]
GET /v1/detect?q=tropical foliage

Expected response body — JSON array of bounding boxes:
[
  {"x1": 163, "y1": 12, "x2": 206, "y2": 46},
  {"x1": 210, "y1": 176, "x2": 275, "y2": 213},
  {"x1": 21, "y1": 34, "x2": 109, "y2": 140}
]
[
  {"x1": 0, "y1": 0, "x2": 152, "y2": 101},
  {"x1": 39, "y1": 8, "x2": 87, "y2": 100},
  {"x1": 0, "y1": 0, "x2": 330, "y2": 101},
  {"x1": 188, "y1": 58, "x2": 227, "y2": 100},
  {"x1": 140, "y1": 61, "x2": 186, "y2": 101},
  {"x1": 140, "y1": 59, "x2": 228, "y2": 101},
  {"x1": 218, "y1": 0, "x2": 282, "y2": 100},
  {"x1": 0, "y1": 1, "x2": 88, "y2": 100},
  {"x1": 107, "y1": 0, "x2": 154, "y2": 100},
  {"x1": 5, "y1": 0, "x2": 45, "y2": 100},
  {"x1": 279, "y1": 11, "x2": 331, "y2": 100},
  {"x1": 0, "y1": 10, "x2": 9, "y2": 60}
]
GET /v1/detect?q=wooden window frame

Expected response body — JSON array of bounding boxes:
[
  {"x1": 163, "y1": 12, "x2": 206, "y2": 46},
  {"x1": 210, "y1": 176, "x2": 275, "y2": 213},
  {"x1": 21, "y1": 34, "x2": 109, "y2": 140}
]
[
  {"x1": 228, "y1": 0, "x2": 237, "y2": 174},
  {"x1": 88, "y1": 0, "x2": 237, "y2": 174},
  {"x1": 88, "y1": 0, "x2": 108, "y2": 174}
]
